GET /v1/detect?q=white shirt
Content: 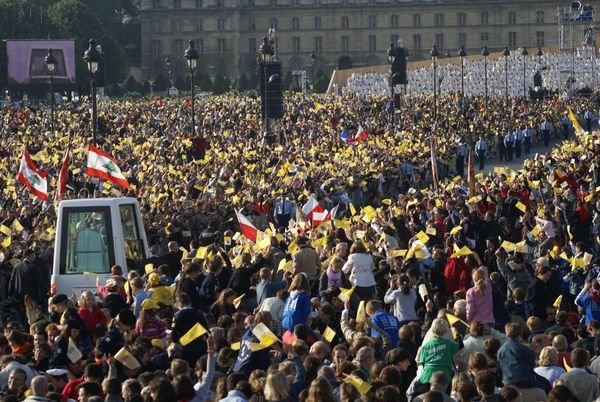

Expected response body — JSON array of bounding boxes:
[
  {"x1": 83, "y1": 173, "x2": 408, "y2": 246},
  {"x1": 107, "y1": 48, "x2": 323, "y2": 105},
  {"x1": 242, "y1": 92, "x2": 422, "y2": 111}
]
[{"x1": 342, "y1": 253, "x2": 376, "y2": 287}]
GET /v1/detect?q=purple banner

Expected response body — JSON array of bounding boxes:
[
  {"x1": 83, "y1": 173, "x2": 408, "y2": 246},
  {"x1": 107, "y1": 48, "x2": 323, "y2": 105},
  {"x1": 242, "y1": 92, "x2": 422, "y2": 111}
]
[{"x1": 6, "y1": 40, "x2": 76, "y2": 85}]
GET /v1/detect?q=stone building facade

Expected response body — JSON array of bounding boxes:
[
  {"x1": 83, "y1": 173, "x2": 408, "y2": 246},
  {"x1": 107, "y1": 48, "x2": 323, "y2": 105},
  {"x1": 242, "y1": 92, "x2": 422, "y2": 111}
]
[{"x1": 140, "y1": 0, "x2": 568, "y2": 81}]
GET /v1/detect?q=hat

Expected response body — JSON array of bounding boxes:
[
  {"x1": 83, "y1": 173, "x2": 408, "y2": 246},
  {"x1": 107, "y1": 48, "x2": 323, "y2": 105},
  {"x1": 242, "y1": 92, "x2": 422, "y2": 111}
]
[
  {"x1": 51, "y1": 294, "x2": 68, "y2": 305},
  {"x1": 151, "y1": 339, "x2": 165, "y2": 350},
  {"x1": 46, "y1": 368, "x2": 69, "y2": 377},
  {"x1": 117, "y1": 309, "x2": 136, "y2": 328},
  {"x1": 148, "y1": 272, "x2": 160, "y2": 286},
  {"x1": 141, "y1": 299, "x2": 160, "y2": 311}
]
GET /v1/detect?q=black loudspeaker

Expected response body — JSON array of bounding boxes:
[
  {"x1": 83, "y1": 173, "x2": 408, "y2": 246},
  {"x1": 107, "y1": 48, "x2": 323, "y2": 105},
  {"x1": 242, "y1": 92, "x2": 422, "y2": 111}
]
[
  {"x1": 259, "y1": 62, "x2": 284, "y2": 119},
  {"x1": 533, "y1": 71, "x2": 542, "y2": 87},
  {"x1": 392, "y1": 47, "x2": 408, "y2": 85}
]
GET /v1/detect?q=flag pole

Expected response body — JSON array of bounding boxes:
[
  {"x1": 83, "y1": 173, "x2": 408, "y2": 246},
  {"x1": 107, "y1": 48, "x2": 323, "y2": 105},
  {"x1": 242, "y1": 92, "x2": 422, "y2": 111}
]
[{"x1": 430, "y1": 135, "x2": 438, "y2": 193}]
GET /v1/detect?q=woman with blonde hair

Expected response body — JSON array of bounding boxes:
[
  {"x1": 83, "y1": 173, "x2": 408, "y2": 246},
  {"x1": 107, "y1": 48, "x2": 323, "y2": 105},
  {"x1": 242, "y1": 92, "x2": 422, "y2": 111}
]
[
  {"x1": 534, "y1": 346, "x2": 565, "y2": 384},
  {"x1": 466, "y1": 267, "x2": 494, "y2": 327},
  {"x1": 305, "y1": 376, "x2": 336, "y2": 402},
  {"x1": 263, "y1": 371, "x2": 290, "y2": 402},
  {"x1": 342, "y1": 241, "x2": 376, "y2": 301},
  {"x1": 282, "y1": 274, "x2": 311, "y2": 332},
  {"x1": 77, "y1": 291, "x2": 107, "y2": 336}
]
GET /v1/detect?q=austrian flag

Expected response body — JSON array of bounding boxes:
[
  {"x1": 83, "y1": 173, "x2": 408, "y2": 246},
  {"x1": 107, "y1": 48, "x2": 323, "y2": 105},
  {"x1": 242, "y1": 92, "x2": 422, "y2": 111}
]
[
  {"x1": 86, "y1": 144, "x2": 130, "y2": 189},
  {"x1": 16, "y1": 147, "x2": 49, "y2": 201}
]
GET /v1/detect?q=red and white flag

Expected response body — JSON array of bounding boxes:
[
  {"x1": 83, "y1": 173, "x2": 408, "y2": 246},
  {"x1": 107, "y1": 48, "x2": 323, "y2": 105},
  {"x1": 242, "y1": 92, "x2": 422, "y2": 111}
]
[
  {"x1": 302, "y1": 196, "x2": 325, "y2": 222},
  {"x1": 57, "y1": 148, "x2": 70, "y2": 200},
  {"x1": 234, "y1": 209, "x2": 258, "y2": 243},
  {"x1": 86, "y1": 144, "x2": 130, "y2": 189},
  {"x1": 16, "y1": 147, "x2": 49, "y2": 201},
  {"x1": 354, "y1": 125, "x2": 369, "y2": 143}
]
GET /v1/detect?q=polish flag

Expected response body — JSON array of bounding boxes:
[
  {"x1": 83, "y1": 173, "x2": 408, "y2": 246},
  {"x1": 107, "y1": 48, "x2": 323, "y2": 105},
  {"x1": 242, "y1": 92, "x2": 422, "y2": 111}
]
[
  {"x1": 312, "y1": 204, "x2": 340, "y2": 227},
  {"x1": 57, "y1": 148, "x2": 70, "y2": 200},
  {"x1": 302, "y1": 196, "x2": 325, "y2": 222},
  {"x1": 354, "y1": 125, "x2": 369, "y2": 143},
  {"x1": 234, "y1": 209, "x2": 258, "y2": 243}
]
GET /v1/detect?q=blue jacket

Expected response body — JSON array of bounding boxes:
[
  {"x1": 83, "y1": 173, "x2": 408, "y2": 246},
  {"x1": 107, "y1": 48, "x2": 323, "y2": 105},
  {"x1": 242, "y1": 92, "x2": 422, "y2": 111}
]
[
  {"x1": 199, "y1": 273, "x2": 219, "y2": 305},
  {"x1": 370, "y1": 310, "x2": 400, "y2": 348},
  {"x1": 497, "y1": 339, "x2": 536, "y2": 385},
  {"x1": 256, "y1": 279, "x2": 287, "y2": 306},
  {"x1": 282, "y1": 291, "x2": 311, "y2": 331},
  {"x1": 575, "y1": 289, "x2": 600, "y2": 325}
]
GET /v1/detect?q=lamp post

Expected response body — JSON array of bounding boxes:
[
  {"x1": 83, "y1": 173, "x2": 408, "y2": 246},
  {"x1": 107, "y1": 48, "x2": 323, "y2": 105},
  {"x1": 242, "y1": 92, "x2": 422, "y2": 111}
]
[
  {"x1": 184, "y1": 40, "x2": 200, "y2": 139},
  {"x1": 165, "y1": 56, "x2": 172, "y2": 87},
  {"x1": 521, "y1": 47, "x2": 528, "y2": 98},
  {"x1": 431, "y1": 45, "x2": 439, "y2": 120},
  {"x1": 309, "y1": 51, "x2": 316, "y2": 91},
  {"x1": 83, "y1": 39, "x2": 101, "y2": 146},
  {"x1": 44, "y1": 48, "x2": 57, "y2": 138},
  {"x1": 387, "y1": 42, "x2": 397, "y2": 122},
  {"x1": 258, "y1": 37, "x2": 274, "y2": 136},
  {"x1": 502, "y1": 46, "x2": 510, "y2": 101},
  {"x1": 458, "y1": 46, "x2": 466, "y2": 100},
  {"x1": 481, "y1": 46, "x2": 489, "y2": 107}
]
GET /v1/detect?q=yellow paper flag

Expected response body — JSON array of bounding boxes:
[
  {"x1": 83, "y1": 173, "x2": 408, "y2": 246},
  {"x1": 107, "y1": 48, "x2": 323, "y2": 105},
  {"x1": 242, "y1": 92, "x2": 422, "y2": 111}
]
[
  {"x1": 446, "y1": 312, "x2": 468, "y2": 327},
  {"x1": 334, "y1": 219, "x2": 351, "y2": 230},
  {"x1": 230, "y1": 342, "x2": 241, "y2": 351},
  {"x1": 415, "y1": 231, "x2": 430, "y2": 244},
  {"x1": 0, "y1": 236, "x2": 11, "y2": 249},
  {"x1": 515, "y1": 201, "x2": 527, "y2": 213},
  {"x1": 233, "y1": 294, "x2": 245, "y2": 309},
  {"x1": 501, "y1": 241, "x2": 516, "y2": 252},
  {"x1": 0, "y1": 225, "x2": 11, "y2": 237},
  {"x1": 144, "y1": 263, "x2": 154, "y2": 274},
  {"x1": 426, "y1": 227, "x2": 436, "y2": 236},
  {"x1": 349, "y1": 203, "x2": 356, "y2": 216},
  {"x1": 338, "y1": 286, "x2": 355, "y2": 303},
  {"x1": 323, "y1": 326, "x2": 336, "y2": 343},
  {"x1": 356, "y1": 300, "x2": 366, "y2": 322},
  {"x1": 11, "y1": 220, "x2": 23, "y2": 232},
  {"x1": 449, "y1": 226, "x2": 462, "y2": 235},
  {"x1": 114, "y1": 347, "x2": 141, "y2": 370},
  {"x1": 390, "y1": 249, "x2": 407, "y2": 258},
  {"x1": 343, "y1": 376, "x2": 372, "y2": 394},
  {"x1": 564, "y1": 356, "x2": 572, "y2": 372},
  {"x1": 553, "y1": 295, "x2": 563, "y2": 308},
  {"x1": 179, "y1": 322, "x2": 207, "y2": 346},
  {"x1": 67, "y1": 337, "x2": 83, "y2": 363}
]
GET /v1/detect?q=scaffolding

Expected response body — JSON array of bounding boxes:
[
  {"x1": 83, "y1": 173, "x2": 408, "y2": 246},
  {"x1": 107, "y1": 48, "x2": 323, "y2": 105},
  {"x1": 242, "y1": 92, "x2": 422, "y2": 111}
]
[{"x1": 557, "y1": 2, "x2": 596, "y2": 95}]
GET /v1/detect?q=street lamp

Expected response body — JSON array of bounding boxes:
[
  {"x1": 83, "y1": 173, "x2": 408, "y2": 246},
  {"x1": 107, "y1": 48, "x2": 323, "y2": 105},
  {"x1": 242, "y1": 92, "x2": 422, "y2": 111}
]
[
  {"x1": 44, "y1": 48, "x2": 57, "y2": 138},
  {"x1": 387, "y1": 42, "x2": 398, "y2": 127},
  {"x1": 83, "y1": 39, "x2": 101, "y2": 146},
  {"x1": 431, "y1": 45, "x2": 439, "y2": 120},
  {"x1": 259, "y1": 37, "x2": 274, "y2": 134},
  {"x1": 481, "y1": 46, "x2": 489, "y2": 107},
  {"x1": 521, "y1": 46, "x2": 528, "y2": 98},
  {"x1": 165, "y1": 56, "x2": 172, "y2": 88},
  {"x1": 458, "y1": 46, "x2": 466, "y2": 100},
  {"x1": 502, "y1": 46, "x2": 510, "y2": 100},
  {"x1": 184, "y1": 40, "x2": 200, "y2": 139},
  {"x1": 310, "y1": 51, "x2": 316, "y2": 88}
]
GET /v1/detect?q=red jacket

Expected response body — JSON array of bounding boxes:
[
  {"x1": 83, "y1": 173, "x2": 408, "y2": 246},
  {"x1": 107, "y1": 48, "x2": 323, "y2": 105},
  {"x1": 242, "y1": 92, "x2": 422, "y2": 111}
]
[
  {"x1": 77, "y1": 306, "x2": 108, "y2": 335},
  {"x1": 444, "y1": 258, "x2": 472, "y2": 294}
]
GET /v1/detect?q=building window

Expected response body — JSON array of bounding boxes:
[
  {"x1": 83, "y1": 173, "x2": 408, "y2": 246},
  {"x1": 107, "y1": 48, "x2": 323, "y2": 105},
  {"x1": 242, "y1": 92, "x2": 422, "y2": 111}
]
[
  {"x1": 197, "y1": 39, "x2": 204, "y2": 53},
  {"x1": 248, "y1": 0, "x2": 254, "y2": 6},
  {"x1": 173, "y1": 0, "x2": 181, "y2": 8},
  {"x1": 314, "y1": 16, "x2": 321, "y2": 30},
  {"x1": 457, "y1": 13, "x2": 466, "y2": 26},
  {"x1": 217, "y1": 18, "x2": 225, "y2": 31},
  {"x1": 480, "y1": 32, "x2": 488, "y2": 47},
  {"x1": 292, "y1": 37, "x2": 301, "y2": 53},
  {"x1": 413, "y1": 14, "x2": 421, "y2": 27},
  {"x1": 171, "y1": 19, "x2": 182, "y2": 32},
  {"x1": 368, "y1": 15, "x2": 377, "y2": 29},
  {"x1": 536, "y1": 10, "x2": 544, "y2": 24},
  {"x1": 172, "y1": 39, "x2": 183, "y2": 55},
  {"x1": 435, "y1": 33, "x2": 444, "y2": 51},
  {"x1": 341, "y1": 16, "x2": 349, "y2": 29},
  {"x1": 390, "y1": 34, "x2": 399, "y2": 47},
  {"x1": 196, "y1": 19, "x2": 203, "y2": 31},
  {"x1": 481, "y1": 12, "x2": 488, "y2": 25},
  {"x1": 508, "y1": 31, "x2": 516, "y2": 48},
  {"x1": 249, "y1": 38, "x2": 256, "y2": 54},
  {"x1": 151, "y1": 20, "x2": 160, "y2": 33},
  {"x1": 435, "y1": 14, "x2": 444, "y2": 27},
  {"x1": 368, "y1": 35, "x2": 376, "y2": 52},
  {"x1": 536, "y1": 31, "x2": 545, "y2": 47},
  {"x1": 249, "y1": 17, "x2": 255, "y2": 31},
  {"x1": 413, "y1": 34, "x2": 421, "y2": 50},
  {"x1": 508, "y1": 11, "x2": 516, "y2": 24},
  {"x1": 195, "y1": 0, "x2": 202, "y2": 7},
  {"x1": 458, "y1": 33, "x2": 466, "y2": 47},
  {"x1": 314, "y1": 36, "x2": 322, "y2": 53},
  {"x1": 342, "y1": 36, "x2": 349, "y2": 53},
  {"x1": 391, "y1": 15, "x2": 399, "y2": 28},
  {"x1": 292, "y1": 0, "x2": 299, "y2": 5},
  {"x1": 216, "y1": 0, "x2": 223, "y2": 6},
  {"x1": 152, "y1": 0, "x2": 160, "y2": 8},
  {"x1": 292, "y1": 17, "x2": 299, "y2": 30},
  {"x1": 270, "y1": 18, "x2": 277, "y2": 29},
  {"x1": 218, "y1": 38, "x2": 226, "y2": 53},
  {"x1": 151, "y1": 40, "x2": 161, "y2": 57}
]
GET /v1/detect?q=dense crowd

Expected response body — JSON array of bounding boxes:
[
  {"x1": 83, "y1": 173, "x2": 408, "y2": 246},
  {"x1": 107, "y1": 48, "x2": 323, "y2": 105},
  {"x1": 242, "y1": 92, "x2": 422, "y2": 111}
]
[
  {"x1": 0, "y1": 89, "x2": 599, "y2": 402},
  {"x1": 344, "y1": 48, "x2": 599, "y2": 97}
]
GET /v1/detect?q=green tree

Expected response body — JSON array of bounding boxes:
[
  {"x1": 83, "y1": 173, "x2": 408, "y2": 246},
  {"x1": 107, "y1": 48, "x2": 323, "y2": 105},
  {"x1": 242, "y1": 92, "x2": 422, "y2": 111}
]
[
  {"x1": 236, "y1": 73, "x2": 249, "y2": 91},
  {"x1": 212, "y1": 73, "x2": 226, "y2": 94},
  {"x1": 124, "y1": 76, "x2": 138, "y2": 93},
  {"x1": 282, "y1": 71, "x2": 293, "y2": 92},
  {"x1": 201, "y1": 74, "x2": 213, "y2": 92},
  {"x1": 154, "y1": 74, "x2": 169, "y2": 92}
]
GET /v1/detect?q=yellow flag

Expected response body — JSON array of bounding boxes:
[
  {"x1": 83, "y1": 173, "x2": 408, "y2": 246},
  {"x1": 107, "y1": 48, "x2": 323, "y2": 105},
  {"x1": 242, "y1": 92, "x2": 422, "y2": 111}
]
[
  {"x1": 449, "y1": 226, "x2": 462, "y2": 235},
  {"x1": 349, "y1": 202, "x2": 356, "y2": 216},
  {"x1": 196, "y1": 246, "x2": 209, "y2": 259},
  {"x1": 567, "y1": 106, "x2": 584, "y2": 135},
  {"x1": 515, "y1": 201, "x2": 527, "y2": 213},
  {"x1": 334, "y1": 219, "x2": 351, "y2": 230},
  {"x1": 323, "y1": 326, "x2": 336, "y2": 343},
  {"x1": 0, "y1": 225, "x2": 11, "y2": 237},
  {"x1": 338, "y1": 286, "x2": 355, "y2": 303},
  {"x1": 278, "y1": 258, "x2": 292, "y2": 272},
  {"x1": 0, "y1": 236, "x2": 11, "y2": 248},
  {"x1": 530, "y1": 225, "x2": 541, "y2": 238},
  {"x1": 446, "y1": 312, "x2": 468, "y2": 327},
  {"x1": 144, "y1": 263, "x2": 154, "y2": 274},
  {"x1": 450, "y1": 246, "x2": 472, "y2": 259},
  {"x1": 67, "y1": 338, "x2": 83, "y2": 363},
  {"x1": 415, "y1": 231, "x2": 430, "y2": 244},
  {"x1": 564, "y1": 356, "x2": 572, "y2": 372},
  {"x1": 390, "y1": 249, "x2": 407, "y2": 258},
  {"x1": 11, "y1": 220, "x2": 23, "y2": 232},
  {"x1": 382, "y1": 199, "x2": 392, "y2": 206},
  {"x1": 233, "y1": 294, "x2": 245, "y2": 309},
  {"x1": 356, "y1": 300, "x2": 366, "y2": 322},
  {"x1": 179, "y1": 322, "x2": 207, "y2": 346},
  {"x1": 115, "y1": 347, "x2": 141, "y2": 370},
  {"x1": 501, "y1": 241, "x2": 516, "y2": 252},
  {"x1": 343, "y1": 376, "x2": 372, "y2": 394},
  {"x1": 230, "y1": 342, "x2": 241, "y2": 351},
  {"x1": 426, "y1": 227, "x2": 436, "y2": 236},
  {"x1": 553, "y1": 295, "x2": 563, "y2": 308},
  {"x1": 313, "y1": 102, "x2": 324, "y2": 111}
]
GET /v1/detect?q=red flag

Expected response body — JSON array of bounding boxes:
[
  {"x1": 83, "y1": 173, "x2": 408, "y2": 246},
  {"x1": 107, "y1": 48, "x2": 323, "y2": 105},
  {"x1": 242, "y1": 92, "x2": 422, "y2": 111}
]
[
  {"x1": 16, "y1": 147, "x2": 49, "y2": 201},
  {"x1": 302, "y1": 196, "x2": 325, "y2": 223},
  {"x1": 57, "y1": 148, "x2": 70, "y2": 200},
  {"x1": 354, "y1": 125, "x2": 369, "y2": 143},
  {"x1": 467, "y1": 149, "x2": 475, "y2": 197},
  {"x1": 185, "y1": 98, "x2": 191, "y2": 109},
  {"x1": 234, "y1": 209, "x2": 258, "y2": 243}
]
